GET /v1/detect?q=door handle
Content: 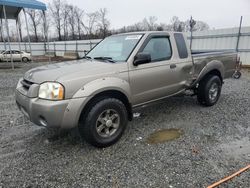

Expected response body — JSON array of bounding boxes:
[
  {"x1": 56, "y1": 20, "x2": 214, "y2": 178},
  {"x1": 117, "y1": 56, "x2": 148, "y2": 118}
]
[{"x1": 170, "y1": 64, "x2": 177, "y2": 69}]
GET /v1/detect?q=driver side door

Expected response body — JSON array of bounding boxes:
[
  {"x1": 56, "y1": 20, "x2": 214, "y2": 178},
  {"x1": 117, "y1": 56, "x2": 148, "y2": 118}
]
[{"x1": 129, "y1": 34, "x2": 184, "y2": 106}]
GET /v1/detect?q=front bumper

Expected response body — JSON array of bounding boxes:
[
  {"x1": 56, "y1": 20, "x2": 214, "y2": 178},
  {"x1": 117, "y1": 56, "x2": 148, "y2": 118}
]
[{"x1": 15, "y1": 82, "x2": 89, "y2": 129}]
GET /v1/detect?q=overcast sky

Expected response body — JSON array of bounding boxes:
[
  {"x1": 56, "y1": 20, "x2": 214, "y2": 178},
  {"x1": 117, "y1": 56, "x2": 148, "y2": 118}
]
[{"x1": 43, "y1": 0, "x2": 250, "y2": 29}]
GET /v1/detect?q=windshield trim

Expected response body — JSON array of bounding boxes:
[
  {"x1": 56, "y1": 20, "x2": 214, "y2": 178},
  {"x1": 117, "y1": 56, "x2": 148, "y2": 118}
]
[{"x1": 125, "y1": 34, "x2": 144, "y2": 62}]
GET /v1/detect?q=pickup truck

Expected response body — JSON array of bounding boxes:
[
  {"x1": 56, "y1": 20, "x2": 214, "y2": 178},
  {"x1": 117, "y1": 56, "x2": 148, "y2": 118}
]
[{"x1": 15, "y1": 31, "x2": 238, "y2": 147}]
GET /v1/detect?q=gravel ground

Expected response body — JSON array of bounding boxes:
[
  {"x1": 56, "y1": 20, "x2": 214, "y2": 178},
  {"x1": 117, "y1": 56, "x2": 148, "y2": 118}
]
[{"x1": 0, "y1": 62, "x2": 249, "y2": 188}]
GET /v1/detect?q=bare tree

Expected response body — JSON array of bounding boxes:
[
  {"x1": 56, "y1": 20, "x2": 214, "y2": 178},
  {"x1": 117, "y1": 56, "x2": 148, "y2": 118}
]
[
  {"x1": 192, "y1": 20, "x2": 209, "y2": 31},
  {"x1": 82, "y1": 12, "x2": 99, "y2": 38},
  {"x1": 170, "y1": 16, "x2": 185, "y2": 32},
  {"x1": 74, "y1": 7, "x2": 84, "y2": 40},
  {"x1": 61, "y1": 3, "x2": 70, "y2": 40},
  {"x1": 67, "y1": 5, "x2": 76, "y2": 40},
  {"x1": 26, "y1": 9, "x2": 41, "y2": 42},
  {"x1": 147, "y1": 16, "x2": 158, "y2": 30},
  {"x1": 49, "y1": 0, "x2": 64, "y2": 41},
  {"x1": 171, "y1": 17, "x2": 210, "y2": 32},
  {"x1": 97, "y1": 8, "x2": 110, "y2": 38},
  {"x1": 114, "y1": 15, "x2": 209, "y2": 34}
]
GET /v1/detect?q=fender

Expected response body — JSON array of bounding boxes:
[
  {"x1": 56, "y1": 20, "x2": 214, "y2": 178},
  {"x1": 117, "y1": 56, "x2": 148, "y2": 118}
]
[
  {"x1": 72, "y1": 77, "x2": 132, "y2": 102},
  {"x1": 194, "y1": 60, "x2": 225, "y2": 85}
]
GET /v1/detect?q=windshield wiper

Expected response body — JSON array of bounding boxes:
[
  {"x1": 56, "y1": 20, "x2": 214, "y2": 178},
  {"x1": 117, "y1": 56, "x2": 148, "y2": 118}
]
[
  {"x1": 94, "y1": 56, "x2": 116, "y2": 63},
  {"x1": 81, "y1": 55, "x2": 92, "y2": 60}
]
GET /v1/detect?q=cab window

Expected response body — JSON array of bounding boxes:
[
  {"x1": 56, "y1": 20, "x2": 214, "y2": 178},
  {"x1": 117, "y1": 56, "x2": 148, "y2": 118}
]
[{"x1": 141, "y1": 37, "x2": 172, "y2": 62}]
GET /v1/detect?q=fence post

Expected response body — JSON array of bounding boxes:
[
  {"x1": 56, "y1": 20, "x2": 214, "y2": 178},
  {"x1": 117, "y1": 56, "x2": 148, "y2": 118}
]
[
  {"x1": 76, "y1": 40, "x2": 78, "y2": 58},
  {"x1": 236, "y1": 16, "x2": 243, "y2": 52},
  {"x1": 64, "y1": 41, "x2": 66, "y2": 54},
  {"x1": 24, "y1": 42, "x2": 27, "y2": 52},
  {"x1": 76, "y1": 40, "x2": 78, "y2": 52},
  {"x1": 44, "y1": 41, "x2": 46, "y2": 54},
  {"x1": 189, "y1": 16, "x2": 196, "y2": 50},
  {"x1": 54, "y1": 41, "x2": 56, "y2": 56}
]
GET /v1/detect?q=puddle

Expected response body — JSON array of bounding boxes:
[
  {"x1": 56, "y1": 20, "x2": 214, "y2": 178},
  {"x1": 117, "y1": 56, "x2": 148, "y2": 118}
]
[{"x1": 146, "y1": 128, "x2": 184, "y2": 144}]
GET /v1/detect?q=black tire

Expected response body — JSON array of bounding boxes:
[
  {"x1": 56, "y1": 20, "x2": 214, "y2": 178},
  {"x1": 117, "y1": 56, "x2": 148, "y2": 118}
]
[
  {"x1": 22, "y1": 57, "x2": 29, "y2": 63},
  {"x1": 79, "y1": 98, "x2": 128, "y2": 148},
  {"x1": 197, "y1": 75, "x2": 222, "y2": 106}
]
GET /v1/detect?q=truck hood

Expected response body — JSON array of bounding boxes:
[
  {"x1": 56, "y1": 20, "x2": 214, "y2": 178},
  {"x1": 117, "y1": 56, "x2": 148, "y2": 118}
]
[{"x1": 24, "y1": 59, "x2": 124, "y2": 84}]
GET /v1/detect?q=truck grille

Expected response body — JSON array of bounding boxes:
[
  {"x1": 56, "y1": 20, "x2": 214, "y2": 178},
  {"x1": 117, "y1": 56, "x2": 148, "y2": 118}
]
[{"x1": 21, "y1": 79, "x2": 33, "y2": 90}]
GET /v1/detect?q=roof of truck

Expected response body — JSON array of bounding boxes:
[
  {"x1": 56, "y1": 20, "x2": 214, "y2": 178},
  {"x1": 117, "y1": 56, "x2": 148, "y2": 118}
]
[{"x1": 114, "y1": 31, "x2": 183, "y2": 36}]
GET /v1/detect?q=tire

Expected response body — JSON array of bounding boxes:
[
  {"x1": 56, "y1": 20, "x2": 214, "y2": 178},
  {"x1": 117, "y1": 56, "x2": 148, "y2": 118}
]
[
  {"x1": 197, "y1": 75, "x2": 222, "y2": 106},
  {"x1": 22, "y1": 57, "x2": 29, "y2": 63},
  {"x1": 79, "y1": 98, "x2": 128, "y2": 148}
]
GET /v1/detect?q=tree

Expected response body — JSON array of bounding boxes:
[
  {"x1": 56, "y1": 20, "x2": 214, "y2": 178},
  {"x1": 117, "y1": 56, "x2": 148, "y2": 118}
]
[
  {"x1": 97, "y1": 8, "x2": 110, "y2": 38},
  {"x1": 49, "y1": 0, "x2": 64, "y2": 41},
  {"x1": 74, "y1": 7, "x2": 84, "y2": 40},
  {"x1": 114, "y1": 15, "x2": 209, "y2": 35},
  {"x1": 192, "y1": 21, "x2": 209, "y2": 31},
  {"x1": 61, "y1": 3, "x2": 70, "y2": 40},
  {"x1": 140, "y1": 16, "x2": 158, "y2": 31},
  {"x1": 26, "y1": 9, "x2": 41, "y2": 42},
  {"x1": 68, "y1": 5, "x2": 76, "y2": 40},
  {"x1": 82, "y1": 12, "x2": 99, "y2": 38},
  {"x1": 170, "y1": 16, "x2": 185, "y2": 32}
]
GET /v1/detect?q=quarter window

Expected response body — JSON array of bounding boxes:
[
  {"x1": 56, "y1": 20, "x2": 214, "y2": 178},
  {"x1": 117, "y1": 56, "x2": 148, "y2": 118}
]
[
  {"x1": 174, "y1": 33, "x2": 188, "y2": 59},
  {"x1": 141, "y1": 37, "x2": 172, "y2": 62}
]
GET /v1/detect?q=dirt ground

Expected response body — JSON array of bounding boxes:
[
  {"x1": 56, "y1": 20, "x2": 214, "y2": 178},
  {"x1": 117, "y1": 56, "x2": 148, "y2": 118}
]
[{"x1": 0, "y1": 62, "x2": 249, "y2": 187}]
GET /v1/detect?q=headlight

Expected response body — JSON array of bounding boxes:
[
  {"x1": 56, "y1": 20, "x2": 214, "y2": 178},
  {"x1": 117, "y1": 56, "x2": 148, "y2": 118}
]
[{"x1": 38, "y1": 82, "x2": 64, "y2": 100}]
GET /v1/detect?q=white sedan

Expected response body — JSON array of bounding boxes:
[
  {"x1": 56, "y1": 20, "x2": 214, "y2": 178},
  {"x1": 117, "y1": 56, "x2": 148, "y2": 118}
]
[{"x1": 0, "y1": 50, "x2": 31, "y2": 63}]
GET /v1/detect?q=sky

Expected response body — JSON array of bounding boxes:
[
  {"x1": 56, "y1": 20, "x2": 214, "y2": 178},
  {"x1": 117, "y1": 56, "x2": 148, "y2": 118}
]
[{"x1": 42, "y1": 0, "x2": 250, "y2": 29}]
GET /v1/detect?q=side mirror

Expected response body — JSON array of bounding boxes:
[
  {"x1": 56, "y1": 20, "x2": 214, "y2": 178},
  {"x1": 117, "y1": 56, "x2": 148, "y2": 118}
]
[{"x1": 133, "y1": 52, "x2": 151, "y2": 66}]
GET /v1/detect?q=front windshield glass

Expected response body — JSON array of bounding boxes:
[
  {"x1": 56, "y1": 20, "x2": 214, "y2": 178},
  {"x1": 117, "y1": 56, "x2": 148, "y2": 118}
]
[{"x1": 87, "y1": 34, "x2": 143, "y2": 62}]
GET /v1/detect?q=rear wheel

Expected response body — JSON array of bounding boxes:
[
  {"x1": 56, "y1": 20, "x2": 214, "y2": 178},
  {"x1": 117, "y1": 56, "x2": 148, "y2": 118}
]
[
  {"x1": 79, "y1": 98, "x2": 128, "y2": 148},
  {"x1": 197, "y1": 75, "x2": 222, "y2": 106},
  {"x1": 22, "y1": 57, "x2": 29, "y2": 63}
]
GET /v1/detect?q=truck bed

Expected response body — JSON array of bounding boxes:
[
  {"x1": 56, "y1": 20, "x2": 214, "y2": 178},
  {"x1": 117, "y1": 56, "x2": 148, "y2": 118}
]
[{"x1": 191, "y1": 50, "x2": 237, "y2": 80}]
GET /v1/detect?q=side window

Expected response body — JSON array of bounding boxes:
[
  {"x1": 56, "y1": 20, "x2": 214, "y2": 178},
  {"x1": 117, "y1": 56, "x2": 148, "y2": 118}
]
[
  {"x1": 141, "y1": 37, "x2": 172, "y2": 62},
  {"x1": 174, "y1": 33, "x2": 188, "y2": 59}
]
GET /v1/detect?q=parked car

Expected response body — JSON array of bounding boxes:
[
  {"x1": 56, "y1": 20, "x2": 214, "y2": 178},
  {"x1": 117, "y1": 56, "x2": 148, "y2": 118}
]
[
  {"x1": 0, "y1": 50, "x2": 31, "y2": 62},
  {"x1": 15, "y1": 31, "x2": 238, "y2": 147}
]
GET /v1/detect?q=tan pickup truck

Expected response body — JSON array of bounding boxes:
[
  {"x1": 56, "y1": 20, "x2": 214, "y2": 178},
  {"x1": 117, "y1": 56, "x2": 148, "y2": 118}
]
[{"x1": 16, "y1": 31, "x2": 238, "y2": 147}]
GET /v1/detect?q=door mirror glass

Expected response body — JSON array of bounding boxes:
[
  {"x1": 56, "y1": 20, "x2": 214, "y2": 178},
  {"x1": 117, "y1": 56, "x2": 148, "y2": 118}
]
[{"x1": 133, "y1": 52, "x2": 151, "y2": 66}]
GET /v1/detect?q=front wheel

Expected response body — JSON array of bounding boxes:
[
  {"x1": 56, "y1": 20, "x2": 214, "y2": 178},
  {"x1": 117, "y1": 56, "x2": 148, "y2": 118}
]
[
  {"x1": 79, "y1": 98, "x2": 128, "y2": 148},
  {"x1": 197, "y1": 75, "x2": 222, "y2": 106}
]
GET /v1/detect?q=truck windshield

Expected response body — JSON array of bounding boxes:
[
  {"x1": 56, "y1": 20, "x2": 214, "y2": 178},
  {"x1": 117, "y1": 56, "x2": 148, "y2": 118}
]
[{"x1": 87, "y1": 34, "x2": 143, "y2": 62}]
